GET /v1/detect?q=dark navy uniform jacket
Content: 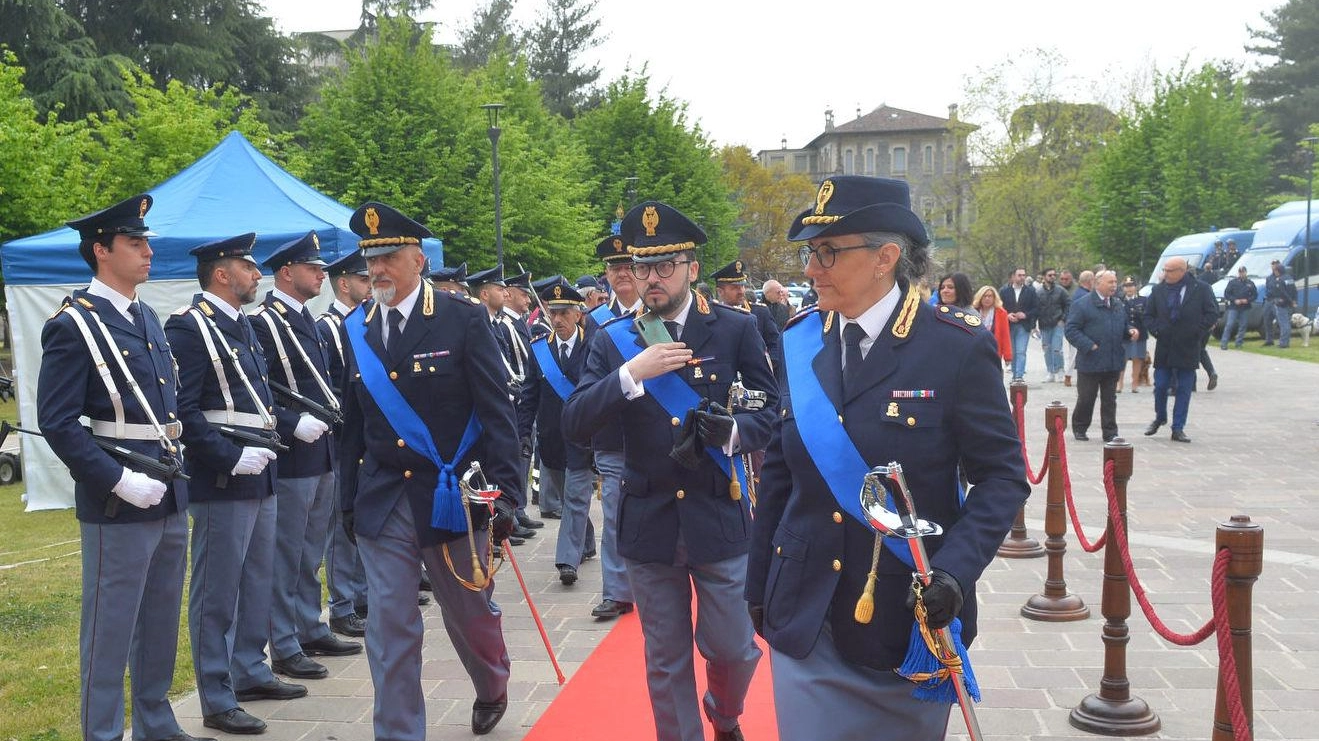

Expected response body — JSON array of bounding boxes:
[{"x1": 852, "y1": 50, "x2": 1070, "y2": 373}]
[
  {"x1": 581, "y1": 297, "x2": 639, "y2": 454},
  {"x1": 746, "y1": 289, "x2": 1029, "y2": 671},
  {"x1": 38, "y1": 290, "x2": 187, "y2": 523},
  {"x1": 164, "y1": 295, "x2": 277, "y2": 501},
  {"x1": 316, "y1": 303, "x2": 350, "y2": 402},
  {"x1": 518, "y1": 329, "x2": 591, "y2": 471},
  {"x1": 748, "y1": 302, "x2": 783, "y2": 375},
  {"x1": 338, "y1": 285, "x2": 521, "y2": 547},
  {"x1": 562, "y1": 294, "x2": 779, "y2": 565},
  {"x1": 250, "y1": 292, "x2": 334, "y2": 478}
]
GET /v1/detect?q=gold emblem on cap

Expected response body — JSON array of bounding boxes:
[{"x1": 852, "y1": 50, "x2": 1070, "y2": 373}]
[
  {"x1": 312, "y1": 233, "x2": 320, "y2": 249},
  {"x1": 814, "y1": 180, "x2": 834, "y2": 215},
  {"x1": 139, "y1": 198, "x2": 149, "y2": 218},
  {"x1": 613, "y1": 238, "x2": 624, "y2": 253},
  {"x1": 553, "y1": 285, "x2": 563, "y2": 299},
  {"x1": 735, "y1": 260, "x2": 743, "y2": 273},
  {"x1": 365, "y1": 207, "x2": 381, "y2": 236},
  {"x1": 642, "y1": 206, "x2": 659, "y2": 237}
]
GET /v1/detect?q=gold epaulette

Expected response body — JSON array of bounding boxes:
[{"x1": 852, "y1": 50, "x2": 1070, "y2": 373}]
[{"x1": 934, "y1": 304, "x2": 981, "y2": 333}]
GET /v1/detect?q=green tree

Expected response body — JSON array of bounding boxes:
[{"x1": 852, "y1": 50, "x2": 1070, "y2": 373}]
[
  {"x1": 451, "y1": 0, "x2": 521, "y2": 72},
  {"x1": 0, "y1": 0, "x2": 132, "y2": 120},
  {"x1": 572, "y1": 71, "x2": 737, "y2": 269},
  {"x1": 718, "y1": 145, "x2": 814, "y2": 282},
  {"x1": 523, "y1": 0, "x2": 604, "y2": 119},
  {"x1": 298, "y1": 16, "x2": 595, "y2": 278},
  {"x1": 1246, "y1": 0, "x2": 1319, "y2": 187},
  {"x1": 1077, "y1": 63, "x2": 1274, "y2": 279}
]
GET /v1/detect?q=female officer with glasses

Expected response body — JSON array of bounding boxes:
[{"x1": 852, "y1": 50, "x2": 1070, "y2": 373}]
[
  {"x1": 564, "y1": 201, "x2": 778, "y2": 741},
  {"x1": 745, "y1": 176, "x2": 1028, "y2": 740}
]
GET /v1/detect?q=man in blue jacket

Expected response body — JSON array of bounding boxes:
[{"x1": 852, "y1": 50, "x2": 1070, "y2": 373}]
[{"x1": 1065, "y1": 270, "x2": 1138, "y2": 442}]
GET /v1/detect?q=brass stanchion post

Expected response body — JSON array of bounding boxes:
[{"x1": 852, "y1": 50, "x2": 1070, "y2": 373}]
[
  {"x1": 1070, "y1": 440, "x2": 1159, "y2": 735},
  {"x1": 1021, "y1": 402, "x2": 1089, "y2": 621},
  {"x1": 999, "y1": 380, "x2": 1045, "y2": 558},
  {"x1": 1211, "y1": 514, "x2": 1262, "y2": 741}
]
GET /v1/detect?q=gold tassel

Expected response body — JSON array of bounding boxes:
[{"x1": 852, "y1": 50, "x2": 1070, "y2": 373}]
[
  {"x1": 594, "y1": 474, "x2": 602, "y2": 500},
  {"x1": 470, "y1": 553, "x2": 487, "y2": 589},
  {"x1": 729, "y1": 478, "x2": 742, "y2": 501},
  {"x1": 854, "y1": 534, "x2": 884, "y2": 624}
]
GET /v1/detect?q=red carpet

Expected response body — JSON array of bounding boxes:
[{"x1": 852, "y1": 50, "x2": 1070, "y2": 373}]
[{"x1": 525, "y1": 610, "x2": 778, "y2": 741}]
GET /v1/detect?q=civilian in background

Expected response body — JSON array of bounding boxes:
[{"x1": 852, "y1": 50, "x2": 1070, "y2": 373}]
[
  {"x1": 935, "y1": 272, "x2": 975, "y2": 311},
  {"x1": 761, "y1": 279, "x2": 792, "y2": 329},
  {"x1": 1065, "y1": 271, "x2": 1137, "y2": 442},
  {"x1": 999, "y1": 267, "x2": 1038, "y2": 382},
  {"x1": 974, "y1": 285, "x2": 1013, "y2": 369}
]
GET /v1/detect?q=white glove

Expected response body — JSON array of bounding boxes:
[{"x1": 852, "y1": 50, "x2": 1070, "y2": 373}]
[
  {"x1": 293, "y1": 413, "x2": 330, "y2": 443},
  {"x1": 112, "y1": 469, "x2": 167, "y2": 509},
  {"x1": 231, "y1": 446, "x2": 277, "y2": 476}
]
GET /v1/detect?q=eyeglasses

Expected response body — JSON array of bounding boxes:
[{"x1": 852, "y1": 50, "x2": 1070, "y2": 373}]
[
  {"x1": 798, "y1": 243, "x2": 871, "y2": 269},
  {"x1": 630, "y1": 259, "x2": 693, "y2": 280}
]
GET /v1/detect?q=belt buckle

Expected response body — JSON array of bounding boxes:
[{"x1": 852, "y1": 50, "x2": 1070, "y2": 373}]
[{"x1": 164, "y1": 421, "x2": 183, "y2": 440}]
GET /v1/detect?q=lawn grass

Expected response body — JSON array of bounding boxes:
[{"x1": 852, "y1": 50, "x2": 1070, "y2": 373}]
[
  {"x1": 1232, "y1": 333, "x2": 1319, "y2": 363},
  {"x1": 0, "y1": 399, "x2": 196, "y2": 741}
]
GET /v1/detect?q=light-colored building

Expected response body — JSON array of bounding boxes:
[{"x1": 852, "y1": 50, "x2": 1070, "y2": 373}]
[{"x1": 757, "y1": 104, "x2": 976, "y2": 253}]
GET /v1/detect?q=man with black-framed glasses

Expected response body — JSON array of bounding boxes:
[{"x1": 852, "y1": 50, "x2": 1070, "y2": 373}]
[{"x1": 564, "y1": 201, "x2": 778, "y2": 741}]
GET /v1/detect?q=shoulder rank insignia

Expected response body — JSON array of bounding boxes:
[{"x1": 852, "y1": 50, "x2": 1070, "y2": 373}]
[
  {"x1": 272, "y1": 301, "x2": 287, "y2": 315},
  {"x1": 934, "y1": 304, "x2": 979, "y2": 333},
  {"x1": 891, "y1": 287, "x2": 920, "y2": 339},
  {"x1": 695, "y1": 292, "x2": 711, "y2": 315},
  {"x1": 422, "y1": 284, "x2": 435, "y2": 316},
  {"x1": 198, "y1": 300, "x2": 215, "y2": 317},
  {"x1": 77, "y1": 297, "x2": 95, "y2": 310}
]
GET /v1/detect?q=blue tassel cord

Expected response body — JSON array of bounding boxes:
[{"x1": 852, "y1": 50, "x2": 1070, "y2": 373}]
[{"x1": 897, "y1": 601, "x2": 981, "y2": 704}]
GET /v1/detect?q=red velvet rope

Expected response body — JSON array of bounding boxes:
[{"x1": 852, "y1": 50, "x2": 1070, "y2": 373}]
[
  {"x1": 1055, "y1": 416, "x2": 1106, "y2": 552},
  {"x1": 1100, "y1": 459, "x2": 1253, "y2": 741},
  {"x1": 1013, "y1": 392, "x2": 1049, "y2": 485}
]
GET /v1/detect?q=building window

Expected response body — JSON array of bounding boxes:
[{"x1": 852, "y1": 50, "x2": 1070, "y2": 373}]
[
  {"x1": 865, "y1": 148, "x2": 875, "y2": 175},
  {"x1": 892, "y1": 146, "x2": 907, "y2": 175},
  {"x1": 923, "y1": 145, "x2": 934, "y2": 174},
  {"x1": 945, "y1": 144, "x2": 955, "y2": 173},
  {"x1": 769, "y1": 155, "x2": 785, "y2": 168},
  {"x1": 794, "y1": 153, "x2": 808, "y2": 172},
  {"x1": 844, "y1": 149, "x2": 854, "y2": 174}
]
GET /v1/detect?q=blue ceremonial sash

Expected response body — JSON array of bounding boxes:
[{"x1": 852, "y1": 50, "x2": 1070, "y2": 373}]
[
  {"x1": 783, "y1": 311, "x2": 917, "y2": 567},
  {"x1": 344, "y1": 306, "x2": 482, "y2": 532},
  {"x1": 529, "y1": 338, "x2": 575, "y2": 401},
  {"x1": 603, "y1": 318, "x2": 747, "y2": 496},
  {"x1": 590, "y1": 302, "x2": 614, "y2": 326}
]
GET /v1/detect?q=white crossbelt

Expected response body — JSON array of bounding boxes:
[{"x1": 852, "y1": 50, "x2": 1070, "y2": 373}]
[
  {"x1": 189, "y1": 308, "x2": 275, "y2": 430},
  {"x1": 253, "y1": 307, "x2": 341, "y2": 411},
  {"x1": 62, "y1": 303, "x2": 174, "y2": 451},
  {"x1": 88, "y1": 419, "x2": 182, "y2": 440},
  {"x1": 317, "y1": 312, "x2": 345, "y2": 368}
]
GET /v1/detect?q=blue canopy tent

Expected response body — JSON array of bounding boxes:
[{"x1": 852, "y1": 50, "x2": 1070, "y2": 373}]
[{"x1": 1, "y1": 130, "x2": 442, "y2": 510}]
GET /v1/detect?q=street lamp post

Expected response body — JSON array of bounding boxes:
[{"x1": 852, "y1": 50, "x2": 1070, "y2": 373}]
[
  {"x1": 624, "y1": 176, "x2": 639, "y2": 208},
  {"x1": 482, "y1": 102, "x2": 506, "y2": 267},
  {"x1": 1303, "y1": 137, "x2": 1317, "y2": 317},
  {"x1": 1138, "y1": 191, "x2": 1151, "y2": 278}
]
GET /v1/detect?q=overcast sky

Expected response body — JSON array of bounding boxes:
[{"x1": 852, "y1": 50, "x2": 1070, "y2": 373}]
[{"x1": 259, "y1": 0, "x2": 1283, "y2": 151}]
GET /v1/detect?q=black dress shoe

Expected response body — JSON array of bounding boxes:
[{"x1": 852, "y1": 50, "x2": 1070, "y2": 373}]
[
  {"x1": 354, "y1": 603, "x2": 368, "y2": 618},
  {"x1": 713, "y1": 725, "x2": 745, "y2": 741},
  {"x1": 471, "y1": 696, "x2": 508, "y2": 735},
  {"x1": 272, "y1": 653, "x2": 328, "y2": 679},
  {"x1": 418, "y1": 593, "x2": 431, "y2": 606},
  {"x1": 329, "y1": 613, "x2": 366, "y2": 637},
  {"x1": 301, "y1": 634, "x2": 362, "y2": 657},
  {"x1": 591, "y1": 599, "x2": 634, "y2": 619},
  {"x1": 419, "y1": 573, "x2": 433, "y2": 592},
  {"x1": 1171, "y1": 430, "x2": 1192, "y2": 443},
  {"x1": 1073, "y1": 431, "x2": 1089, "y2": 441},
  {"x1": 1207, "y1": 373, "x2": 1218, "y2": 390},
  {"x1": 1144, "y1": 420, "x2": 1164, "y2": 436},
  {"x1": 511, "y1": 524, "x2": 537, "y2": 539},
  {"x1": 202, "y1": 708, "x2": 267, "y2": 735},
  {"x1": 153, "y1": 732, "x2": 217, "y2": 741},
  {"x1": 517, "y1": 513, "x2": 545, "y2": 528},
  {"x1": 558, "y1": 564, "x2": 578, "y2": 585},
  {"x1": 540, "y1": 511, "x2": 561, "y2": 519},
  {"x1": 582, "y1": 548, "x2": 597, "y2": 560},
  {"x1": 506, "y1": 536, "x2": 526, "y2": 546},
  {"x1": 235, "y1": 679, "x2": 308, "y2": 702}
]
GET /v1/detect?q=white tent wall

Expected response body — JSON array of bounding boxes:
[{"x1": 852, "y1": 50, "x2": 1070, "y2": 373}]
[{"x1": 10, "y1": 277, "x2": 332, "y2": 511}]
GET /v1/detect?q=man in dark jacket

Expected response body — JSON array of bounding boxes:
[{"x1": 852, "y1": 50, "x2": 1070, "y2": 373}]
[
  {"x1": 1264, "y1": 260, "x2": 1298, "y2": 348},
  {"x1": 1220, "y1": 265, "x2": 1257, "y2": 349},
  {"x1": 999, "y1": 267, "x2": 1039, "y2": 381},
  {"x1": 1143, "y1": 257, "x2": 1218, "y2": 443},
  {"x1": 1065, "y1": 271, "x2": 1137, "y2": 442}
]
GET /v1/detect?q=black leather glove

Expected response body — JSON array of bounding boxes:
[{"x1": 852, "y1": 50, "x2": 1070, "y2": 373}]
[
  {"x1": 490, "y1": 498, "x2": 517, "y2": 543},
  {"x1": 695, "y1": 399, "x2": 735, "y2": 448},
  {"x1": 342, "y1": 509, "x2": 356, "y2": 545},
  {"x1": 906, "y1": 569, "x2": 963, "y2": 630},
  {"x1": 669, "y1": 408, "x2": 702, "y2": 470},
  {"x1": 519, "y1": 436, "x2": 533, "y2": 459},
  {"x1": 747, "y1": 603, "x2": 765, "y2": 638}
]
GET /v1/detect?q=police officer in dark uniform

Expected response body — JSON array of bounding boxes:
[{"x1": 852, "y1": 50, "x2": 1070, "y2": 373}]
[
  {"x1": 38, "y1": 195, "x2": 208, "y2": 741},
  {"x1": 166, "y1": 234, "x2": 303, "y2": 735},
  {"x1": 338, "y1": 201, "x2": 521, "y2": 738},
  {"x1": 316, "y1": 250, "x2": 374, "y2": 635},
  {"x1": 431, "y1": 261, "x2": 469, "y2": 294},
  {"x1": 580, "y1": 234, "x2": 643, "y2": 620},
  {"x1": 746, "y1": 176, "x2": 1029, "y2": 740},
  {"x1": 563, "y1": 201, "x2": 778, "y2": 741},
  {"x1": 710, "y1": 258, "x2": 783, "y2": 375},
  {"x1": 250, "y1": 232, "x2": 361, "y2": 679},
  {"x1": 519, "y1": 278, "x2": 596, "y2": 584}
]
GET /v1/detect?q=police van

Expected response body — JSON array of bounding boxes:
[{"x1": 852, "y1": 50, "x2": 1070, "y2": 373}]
[
  {"x1": 1212, "y1": 212, "x2": 1319, "y2": 333},
  {"x1": 1139, "y1": 228, "x2": 1255, "y2": 297}
]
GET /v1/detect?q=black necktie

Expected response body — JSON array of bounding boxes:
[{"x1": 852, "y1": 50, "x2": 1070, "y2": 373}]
[
  {"x1": 492, "y1": 318, "x2": 511, "y2": 357},
  {"x1": 127, "y1": 302, "x2": 147, "y2": 339},
  {"x1": 386, "y1": 308, "x2": 404, "y2": 356},
  {"x1": 559, "y1": 341, "x2": 570, "y2": 365},
  {"x1": 843, "y1": 323, "x2": 867, "y2": 396},
  {"x1": 237, "y1": 313, "x2": 253, "y2": 346},
  {"x1": 664, "y1": 320, "x2": 680, "y2": 341}
]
